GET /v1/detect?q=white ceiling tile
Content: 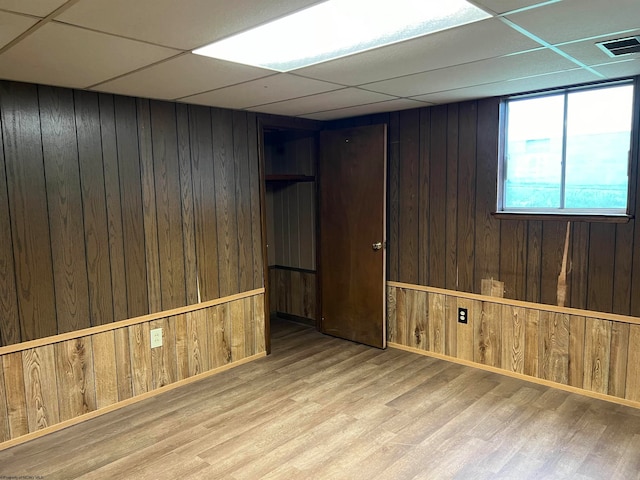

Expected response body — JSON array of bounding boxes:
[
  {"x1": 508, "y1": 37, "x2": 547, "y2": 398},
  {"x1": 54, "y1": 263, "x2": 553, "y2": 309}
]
[
  {"x1": 294, "y1": 18, "x2": 539, "y2": 86},
  {"x1": 302, "y1": 99, "x2": 432, "y2": 121},
  {"x1": 180, "y1": 73, "x2": 343, "y2": 109},
  {"x1": 506, "y1": 0, "x2": 640, "y2": 45},
  {"x1": 556, "y1": 29, "x2": 640, "y2": 66},
  {"x1": 0, "y1": 0, "x2": 67, "y2": 17},
  {"x1": 472, "y1": 0, "x2": 550, "y2": 14},
  {"x1": 362, "y1": 49, "x2": 575, "y2": 97},
  {"x1": 93, "y1": 54, "x2": 273, "y2": 100},
  {"x1": 56, "y1": 0, "x2": 324, "y2": 50},
  {"x1": 0, "y1": 22, "x2": 179, "y2": 89},
  {"x1": 0, "y1": 11, "x2": 38, "y2": 49},
  {"x1": 591, "y1": 59, "x2": 640, "y2": 80},
  {"x1": 411, "y1": 69, "x2": 601, "y2": 104},
  {"x1": 249, "y1": 88, "x2": 397, "y2": 117}
]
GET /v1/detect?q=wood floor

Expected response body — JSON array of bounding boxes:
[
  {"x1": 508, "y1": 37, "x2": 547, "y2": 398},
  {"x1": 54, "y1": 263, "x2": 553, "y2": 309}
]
[{"x1": 1, "y1": 318, "x2": 640, "y2": 479}]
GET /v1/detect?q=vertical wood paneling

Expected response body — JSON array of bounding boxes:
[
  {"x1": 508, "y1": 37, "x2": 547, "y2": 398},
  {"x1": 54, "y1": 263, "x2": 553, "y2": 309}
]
[
  {"x1": 0, "y1": 81, "x2": 57, "y2": 341},
  {"x1": 405, "y1": 289, "x2": 428, "y2": 350},
  {"x1": 388, "y1": 111, "x2": 400, "y2": 281},
  {"x1": 150, "y1": 100, "x2": 187, "y2": 310},
  {"x1": 625, "y1": 324, "x2": 640, "y2": 401},
  {"x1": 39, "y1": 85, "x2": 91, "y2": 334},
  {"x1": 0, "y1": 123, "x2": 20, "y2": 345},
  {"x1": 395, "y1": 288, "x2": 406, "y2": 348},
  {"x1": 499, "y1": 220, "x2": 527, "y2": 300},
  {"x1": 2, "y1": 353, "x2": 27, "y2": 438},
  {"x1": 115, "y1": 96, "x2": 148, "y2": 318},
  {"x1": 74, "y1": 90, "x2": 114, "y2": 327},
  {"x1": 113, "y1": 327, "x2": 133, "y2": 401},
  {"x1": 92, "y1": 330, "x2": 118, "y2": 409},
  {"x1": 445, "y1": 295, "x2": 458, "y2": 357},
  {"x1": 608, "y1": 322, "x2": 629, "y2": 398},
  {"x1": 233, "y1": 112, "x2": 254, "y2": 293},
  {"x1": 137, "y1": 98, "x2": 162, "y2": 313},
  {"x1": 418, "y1": 108, "x2": 430, "y2": 285},
  {"x1": 428, "y1": 293, "x2": 445, "y2": 354},
  {"x1": 230, "y1": 298, "x2": 245, "y2": 361},
  {"x1": 128, "y1": 323, "x2": 152, "y2": 396},
  {"x1": 0, "y1": 365, "x2": 9, "y2": 442},
  {"x1": 213, "y1": 108, "x2": 239, "y2": 297},
  {"x1": 456, "y1": 102, "x2": 477, "y2": 293},
  {"x1": 254, "y1": 294, "x2": 266, "y2": 354},
  {"x1": 98, "y1": 93, "x2": 128, "y2": 322},
  {"x1": 189, "y1": 105, "x2": 219, "y2": 301},
  {"x1": 525, "y1": 221, "x2": 543, "y2": 304},
  {"x1": 476, "y1": 302, "x2": 501, "y2": 367},
  {"x1": 570, "y1": 222, "x2": 590, "y2": 310},
  {"x1": 174, "y1": 313, "x2": 190, "y2": 381},
  {"x1": 583, "y1": 317, "x2": 612, "y2": 394},
  {"x1": 247, "y1": 113, "x2": 263, "y2": 288},
  {"x1": 176, "y1": 104, "x2": 198, "y2": 305},
  {"x1": 523, "y1": 309, "x2": 540, "y2": 378},
  {"x1": 612, "y1": 223, "x2": 633, "y2": 315},
  {"x1": 150, "y1": 317, "x2": 176, "y2": 389},
  {"x1": 539, "y1": 312, "x2": 569, "y2": 384},
  {"x1": 429, "y1": 105, "x2": 447, "y2": 288},
  {"x1": 186, "y1": 309, "x2": 209, "y2": 376},
  {"x1": 54, "y1": 338, "x2": 96, "y2": 421},
  {"x1": 398, "y1": 109, "x2": 420, "y2": 284},
  {"x1": 22, "y1": 345, "x2": 59, "y2": 431},
  {"x1": 587, "y1": 223, "x2": 615, "y2": 313},
  {"x1": 473, "y1": 98, "x2": 501, "y2": 293},
  {"x1": 540, "y1": 221, "x2": 566, "y2": 306},
  {"x1": 568, "y1": 315, "x2": 586, "y2": 388},
  {"x1": 387, "y1": 286, "x2": 397, "y2": 343},
  {"x1": 444, "y1": 104, "x2": 458, "y2": 291},
  {"x1": 211, "y1": 304, "x2": 232, "y2": 368},
  {"x1": 457, "y1": 298, "x2": 477, "y2": 361},
  {"x1": 243, "y1": 297, "x2": 256, "y2": 357},
  {"x1": 501, "y1": 305, "x2": 524, "y2": 374}
]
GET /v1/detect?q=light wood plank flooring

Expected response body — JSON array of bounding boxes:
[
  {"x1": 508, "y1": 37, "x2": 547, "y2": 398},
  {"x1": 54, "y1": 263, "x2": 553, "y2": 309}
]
[{"x1": 1, "y1": 318, "x2": 640, "y2": 479}]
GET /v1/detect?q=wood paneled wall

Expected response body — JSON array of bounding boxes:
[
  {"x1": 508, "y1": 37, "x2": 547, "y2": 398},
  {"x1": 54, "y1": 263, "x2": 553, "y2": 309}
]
[
  {"x1": 384, "y1": 93, "x2": 640, "y2": 317},
  {"x1": 0, "y1": 290, "x2": 265, "y2": 448},
  {"x1": 269, "y1": 267, "x2": 316, "y2": 321},
  {"x1": 388, "y1": 283, "x2": 640, "y2": 406},
  {"x1": 0, "y1": 81, "x2": 263, "y2": 347}
]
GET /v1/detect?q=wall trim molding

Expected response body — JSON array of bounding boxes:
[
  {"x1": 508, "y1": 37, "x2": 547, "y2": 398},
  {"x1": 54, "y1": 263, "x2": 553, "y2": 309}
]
[
  {"x1": 389, "y1": 342, "x2": 640, "y2": 410},
  {"x1": 0, "y1": 350, "x2": 266, "y2": 452},
  {"x1": 0, "y1": 288, "x2": 265, "y2": 356},
  {"x1": 387, "y1": 281, "x2": 640, "y2": 326}
]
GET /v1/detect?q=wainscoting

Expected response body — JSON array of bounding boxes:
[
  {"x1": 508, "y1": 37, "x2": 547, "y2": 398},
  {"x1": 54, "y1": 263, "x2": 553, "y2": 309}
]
[
  {"x1": 387, "y1": 282, "x2": 640, "y2": 407},
  {"x1": 269, "y1": 267, "x2": 316, "y2": 323},
  {"x1": 0, "y1": 289, "x2": 265, "y2": 450}
]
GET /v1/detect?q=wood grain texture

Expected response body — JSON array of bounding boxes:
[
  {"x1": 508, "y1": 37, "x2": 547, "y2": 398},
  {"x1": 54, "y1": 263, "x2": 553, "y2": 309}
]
[
  {"x1": 499, "y1": 219, "x2": 527, "y2": 300},
  {"x1": 625, "y1": 324, "x2": 640, "y2": 401},
  {"x1": 254, "y1": 293, "x2": 266, "y2": 355},
  {"x1": 150, "y1": 100, "x2": 187, "y2": 310},
  {"x1": 418, "y1": 108, "x2": 430, "y2": 286},
  {"x1": 150, "y1": 317, "x2": 177, "y2": 389},
  {"x1": 428, "y1": 105, "x2": 447, "y2": 289},
  {"x1": 186, "y1": 309, "x2": 209, "y2": 376},
  {"x1": 91, "y1": 330, "x2": 118, "y2": 409},
  {"x1": 230, "y1": 298, "x2": 245, "y2": 361},
  {"x1": 189, "y1": 105, "x2": 219, "y2": 301},
  {"x1": 22, "y1": 345, "x2": 59, "y2": 431},
  {"x1": 525, "y1": 221, "x2": 543, "y2": 304},
  {"x1": 113, "y1": 327, "x2": 133, "y2": 402},
  {"x1": 74, "y1": 90, "x2": 114, "y2": 327},
  {"x1": 115, "y1": 96, "x2": 148, "y2": 318},
  {"x1": 2, "y1": 352, "x2": 27, "y2": 438},
  {"x1": 0, "y1": 365, "x2": 8, "y2": 442},
  {"x1": 174, "y1": 313, "x2": 190, "y2": 381},
  {"x1": 40, "y1": 85, "x2": 91, "y2": 334},
  {"x1": 568, "y1": 315, "x2": 586, "y2": 388},
  {"x1": 0, "y1": 123, "x2": 20, "y2": 345},
  {"x1": 271, "y1": 267, "x2": 316, "y2": 321},
  {"x1": 137, "y1": 98, "x2": 162, "y2": 314},
  {"x1": 476, "y1": 301, "x2": 501, "y2": 367},
  {"x1": 540, "y1": 221, "x2": 566, "y2": 306},
  {"x1": 128, "y1": 323, "x2": 152, "y2": 396},
  {"x1": 0, "y1": 81, "x2": 57, "y2": 341},
  {"x1": 210, "y1": 304, "x2": 232, "y2": 368},
  {"x1": 247, "y1": 113, "x2": 264, "y2": 289},
  {"x1": 539, "y1": 312, "x2": 569, "y2": 385},
  {"x1": 457, "y1": 298, "x2": 477, "y2": 361},
  {"x1": 587, "y1": 223, "x2": 615, "y2": 313},
  {"x1": 98, "y1": 93, "x2": 128, "y2": 322},
  {"x1": 55, "y1": 338, "x2": 96, "y2": 421},
  {"x1": 501, "y1": 305, "x2": 524, "y2": 374},
  {"x1": 523, "y1": 309, "x2": 540, "y2": 378},
  {"x1": 428, "y1": 293, "x2": 445, "y2": 354},
  {"x1": 583, "y1": 317, "x2": 611, "y2": 394},
  {"x1": 612, "y1": 223, "x2": 633, "y2": 315},
  {"x1": 387, "y1": 111, "x2": 400, "y2": 281},
  {"x1": 213, "y1": 108, "x2": 240, "y2": 297},
  {"x1": 608, "y1": 322, "x2": 629, "y2": 398},
  {"x1": 398, "y1": 109, "x2": 420, "y2": 284},
  {"x1": 445, "y1": 104, "x2": 459, "y2": 291},
  {"x1": 387, "y1": 286, "x2": 397, "y2": 343}
]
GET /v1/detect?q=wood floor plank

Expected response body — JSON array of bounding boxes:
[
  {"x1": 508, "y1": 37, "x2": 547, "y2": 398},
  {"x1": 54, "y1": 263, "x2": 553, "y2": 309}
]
[{"x1": 2, "y1": 318, "x2": 640, "y2": 480}]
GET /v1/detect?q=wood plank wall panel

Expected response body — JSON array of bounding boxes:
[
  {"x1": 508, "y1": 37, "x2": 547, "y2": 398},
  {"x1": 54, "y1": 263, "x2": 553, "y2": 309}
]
[
  {"x1": 0, "y1": 81, "x2": 57, "y2": 341},
  {"x1": 269, "y1": 267, "x2": 317, "y2": 321},
  {"x1": 388, "y1": 284, "x2": 640, "y2": 406},
  {"x1": 0, "y1": 80, "x2": 264, "y2": 347},
  {"x1": 380, "y1": 87, "x2": 640, "y2": 316},
  {"x1": 0, "y1": 292, "x2": 265, "y2": 447},
  {"x1": 39, "y1": 86, "x2": 91, "y2": 334}
]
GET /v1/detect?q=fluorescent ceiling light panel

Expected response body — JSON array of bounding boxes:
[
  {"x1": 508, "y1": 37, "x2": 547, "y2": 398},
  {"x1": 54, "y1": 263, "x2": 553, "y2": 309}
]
[{"x1": 193, "y1": 0, "x2": 491, "y2": 71}]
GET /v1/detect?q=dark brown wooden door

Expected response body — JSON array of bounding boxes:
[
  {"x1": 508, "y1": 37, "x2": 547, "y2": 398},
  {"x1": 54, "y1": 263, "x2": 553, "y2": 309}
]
[{"x1": 319, "y1": 124, "x2": 387, "y2": 348}]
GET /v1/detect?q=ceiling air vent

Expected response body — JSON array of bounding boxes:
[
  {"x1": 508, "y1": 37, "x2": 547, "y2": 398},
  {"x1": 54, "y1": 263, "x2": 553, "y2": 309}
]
[{"x1": 596, "y1": 36, "x2": 640, "y2": 57}]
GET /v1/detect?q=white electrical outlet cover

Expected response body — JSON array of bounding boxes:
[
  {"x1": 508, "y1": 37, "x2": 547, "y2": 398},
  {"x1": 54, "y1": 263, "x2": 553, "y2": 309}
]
[{"x1": 151, "y1": 328, "x2": 163, "y2": 348}]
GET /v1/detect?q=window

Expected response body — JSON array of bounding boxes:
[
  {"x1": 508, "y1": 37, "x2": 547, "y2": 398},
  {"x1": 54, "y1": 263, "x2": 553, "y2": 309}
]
[{"x1": 499, "y1": 81, "x2": 635, "y2": 215}]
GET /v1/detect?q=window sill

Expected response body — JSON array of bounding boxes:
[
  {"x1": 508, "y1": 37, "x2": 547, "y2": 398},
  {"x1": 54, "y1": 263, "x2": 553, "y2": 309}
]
[{"x1": 492, "y1": 212, "x2": 633, "y2": 223}]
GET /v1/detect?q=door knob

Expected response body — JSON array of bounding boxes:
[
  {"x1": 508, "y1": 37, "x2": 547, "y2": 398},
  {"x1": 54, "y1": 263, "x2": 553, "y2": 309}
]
[{"x1": 372, "y1": 242, "x2": 382, "y2": 251}]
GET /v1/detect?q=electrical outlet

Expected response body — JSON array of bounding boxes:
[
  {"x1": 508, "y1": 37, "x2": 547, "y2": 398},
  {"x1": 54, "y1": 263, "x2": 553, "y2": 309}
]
[
  {"x1": 150, "y1": 328, "x2": 163, "y2": 348},
  {"x1": 458, "y1": 307, "x2": 468, "y2": 324}
]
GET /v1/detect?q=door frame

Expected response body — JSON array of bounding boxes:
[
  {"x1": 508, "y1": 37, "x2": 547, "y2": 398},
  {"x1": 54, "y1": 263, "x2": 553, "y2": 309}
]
[{"x1": 256, "y1": 114, "x2": 323, "y2": 354}]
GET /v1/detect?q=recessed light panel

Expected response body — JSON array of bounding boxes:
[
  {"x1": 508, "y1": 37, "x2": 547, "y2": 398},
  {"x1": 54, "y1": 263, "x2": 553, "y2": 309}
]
[{"x1": 193, "y1": 0, "x2": 491, "y2": 71}]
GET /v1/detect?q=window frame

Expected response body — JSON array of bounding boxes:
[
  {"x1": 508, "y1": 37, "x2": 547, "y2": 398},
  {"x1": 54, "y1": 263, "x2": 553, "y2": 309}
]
[{"x1": 497, "y1": 78, "x2": 638, "y2": 220}]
